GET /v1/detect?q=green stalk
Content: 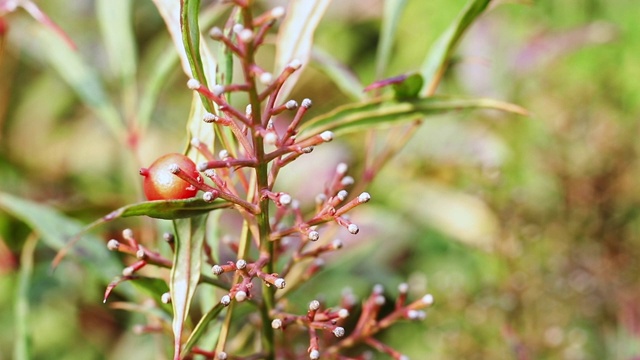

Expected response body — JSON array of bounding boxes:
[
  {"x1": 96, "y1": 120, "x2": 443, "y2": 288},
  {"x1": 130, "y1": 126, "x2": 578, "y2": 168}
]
[{"x1": 239, "y1": 5, "x2": 276, "y2": 359}]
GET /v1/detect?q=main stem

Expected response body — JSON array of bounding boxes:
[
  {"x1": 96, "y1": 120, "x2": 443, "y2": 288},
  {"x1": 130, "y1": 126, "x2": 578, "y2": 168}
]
[{"x1": 240, "y1": 5, "x2": 276, "y2": 359}]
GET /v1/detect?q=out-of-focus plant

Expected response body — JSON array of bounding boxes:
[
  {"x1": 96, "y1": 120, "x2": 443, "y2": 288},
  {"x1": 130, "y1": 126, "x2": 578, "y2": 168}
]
[{"x1": 0, "y1": 0, "x2": 530, "y2": 359}]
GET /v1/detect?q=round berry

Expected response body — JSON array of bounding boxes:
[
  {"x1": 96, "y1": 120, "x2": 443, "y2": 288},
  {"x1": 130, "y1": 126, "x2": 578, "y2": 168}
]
[{"x1": 140, "y1": 153, "x2": 201, "y2": 200}]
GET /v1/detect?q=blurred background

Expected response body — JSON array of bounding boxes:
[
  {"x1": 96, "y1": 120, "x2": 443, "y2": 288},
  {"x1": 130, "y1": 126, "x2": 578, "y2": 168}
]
[{"x1": 1, "y1": 0, "x2": 639, "y2": 359}]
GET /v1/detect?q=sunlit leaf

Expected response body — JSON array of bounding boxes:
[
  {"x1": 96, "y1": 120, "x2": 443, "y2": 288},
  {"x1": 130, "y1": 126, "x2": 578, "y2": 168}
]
[
  {"x1": 298, "y1": 95, "x2": 527, "y2": 138},
  {"x1": 171, "y1": 215, "x2": 207, "y2": 359},
  {"x1": 275, "y1": 0, "x2": 332, "y2": 100},
  {"x1": 420, "y1": 0, "x2": 492, "y2": 95},
  {"x1": 375, "y1": 0, "x2": 408, "y2": 79},
  {"x1": 14, "y1": 234, "x2": 37, "y2": 360},
  {"x1": 97, "y1": 0, "x2": 136, "y2": 83}
]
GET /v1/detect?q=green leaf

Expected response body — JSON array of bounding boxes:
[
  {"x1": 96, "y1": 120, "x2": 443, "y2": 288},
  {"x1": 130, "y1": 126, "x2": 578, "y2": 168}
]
[
  {"x1": 298, "y1": 95, "x2": 528, "y2": 138},
  {"x1": 97, "y1": 0, "x2": 137, "y2": 84},
  {"x1": 102, "y1": 198, "x2": 231, "y2": 221},
  {"x1": 181, "y1": 303, "x2": 225, "y2": 358},
  {"x1": 392, "y1": 73, "x2": 424, "y2": 100},
  {"x1": 31, "y1": 24, "x2": 126, "y2": 141},
  {"x1": 171, "y1": 215, "x2": 208, "y2": 360},
  {"x1": 275, "y1": 0, "x2": 332, "y2": 100},
  {"x1": 420, "y1": 0, "x2": 492, "y2": 95},
  {"x1": 375, "y1": 0, "x2": 408, "y2": 79},
  {"x1": 312, "y1": 47, "x2": 364, "y2": 101},
  {"x1": 0, "y1": 192, "x2": 121, "y2": 283},
  {"x1": 14, "y1": 234, "x2": 37, "y2": 360},
  {"x1": 182, "y1": 0, "x2": 214, "y2": 113}
]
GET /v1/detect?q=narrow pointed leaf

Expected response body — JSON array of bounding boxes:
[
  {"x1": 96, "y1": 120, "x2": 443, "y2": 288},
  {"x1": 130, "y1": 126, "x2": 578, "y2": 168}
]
[
  {"x1": 298, "y1": 95, "x2": 528, "y2": 138},
  {"x1": 420, "y1": 0, "x2": 492, "y2": 94},
  {"x1": 171, "y1": 215, "x2": 208, "y2": 360},
  {"x1": 275, "y1": 0, "x2": 332, "y2": 100},
  {"x1": 97, "y1": 0, "x2": 137, "y2": 83},
  {"x1": 375, "y1": 0, "x2": 408, "y2": 79},
  {"x1": 181, "y1": 303, "x2": 225, "y2": 358}
]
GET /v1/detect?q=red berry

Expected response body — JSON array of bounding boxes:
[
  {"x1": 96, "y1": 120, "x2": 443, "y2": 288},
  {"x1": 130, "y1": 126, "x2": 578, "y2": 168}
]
[{"x1": 140, "y1": 153, "x2": 201, "y2": 201}]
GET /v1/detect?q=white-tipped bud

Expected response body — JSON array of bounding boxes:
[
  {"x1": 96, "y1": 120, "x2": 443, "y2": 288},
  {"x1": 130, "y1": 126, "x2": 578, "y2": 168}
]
[
  {"x1": 309, "y1": 349, "x2": 320, "y2": 360},
  {"x1": 209, "y1": 27, "x2": 223, "y2": 39},
  {"x1": 291, "y1": 199, "x2": 300, "y2": 209},
  {"x1": 219, "y1": 150, "x2": 229, "y2": 159},
  {"x1": 169, "y1": 163, "x2": 180, "y2": 174},
  {"x1": 122, "y1": 228, "x2": 134, "y2": 239},
  {"x1": 161, "y1": 292, "x2": 171, "y2": 304},
  {"x1": 333, "y1": 327, "x2": 345, "y2": 338},
  {"x1": 341, "y1": 176, "x2": 355, "y2": 186},
  {"x1": 407, "y1": 309, "x2": 420, "y2": 320},
  {"x1": 122, "y1": 266, "x2": 135, "y2": 277},
  {"x1": 203, "y1": 192, "x2": 215, "y2": 202},
  {"x1": 302, "y1": 146, "x2": 314, "y2": 153},
  {"x1": 348, "y1": 223, "x2": 359, "y2": 234},
  {"x1": 259, "y1": 72, "x2": 273, "y2": 85},
  {"x1": 203, "y1": 113, "x2": 217, "y2": 124},
  {"x1": 274, "y1": 278, "x2": 286, "y2": 289},
  {"x1": 398, "y1": 283, "x2": 409, "y2": 294},
  {"x1": 107, "y1": 239, "x2": 120, "y2": 251},
  {"x1": 285, "y1": 100, "x2": 298, "y2": 110},
  {"x1": 358, "y1": 192, "x2": 371, "y2": 203},
  {"x1": 338, "y1": 308, "x2": 350, "y2": 319},
  {"x1": 236, "y1": 259, "x2": 247, "y2": 269},
  {"x1": 302, "y1": 98, "x2": 312, "y2": 108},
  {"x1": 271, "y1": 318, "x2": 282, "y2": 329},
  {"x1": 235, "y1": 291, "x2": 247, "y2": 302},
  {"x1": 264, "y1": 131, "x2": 278, "y2": 145},
  {"x1": 221, "y1": 295, "x2": 231, "y2": 306},
  {"x1": 211, "y1": 84, "x2": 224, "y2": 96},
  {"x1": 336, "y1": 162, "x2": 348, "y2": 174},
  {"x1": 190, "y1": 138, "x2": 201, "y2": 147},
  {"x1": 197, "y1": 162, "x2": 208, "y2": 172},
  {"x1": 309, "y1": 300, "x2": 320, "y2": 311},
  {"x1": 187, "y1": 78, "x2": 201, "y2": 89},
  {"x1": 279, "y1": 193, "x2": 292, "y2": 205},
  {"x1": 374, "y1": 295, "x2": 386, "y2": 306},
  {"x1": 271, "y1": 6, "x2": 285, "y2": 18},
  {"x1": 320, "y1": 131, "x2": 334, "y2": 142},
  {"x1": 399, "y1": 355, "x2": 410, "y2": 360},
  {"x1": 245, "y1": 104, "x2": 252, "y2": 116},
  {"x1": 238, "y1": 28, "x2": 254, "y2": 43},
  {"x1": 422, "y1": 294, "x2": 434, "y2": 305},
  {"x1": 288, "y1": 59, "x2": 302, "y2": 70},
  {"x1": 315, "y1": 193, "x2": 327, "y2": 205},
  {"x1": 232, "y1": 23, "x2": 244, "y2": 34},
  {"x1": 308, "y1": 230, "x2": 320, "y2": 241},
  {"x1": 373, "y1": 284, "x2": 384, "y2": 294},
  {"x1": 204, "y1": 169, "x2": 216, "y2": 178},
  {"x1": 212, "y1": 265, "x2": 224, "y2": 275},
  {"x1": 337, "y1": 190, "x2": 348, "y2": 201},
  {"x1": 217, "y1": 352, "x2": 228, "y2": 360},
  {"x1": 332, "y1": 239, "x2": 343, "y2": 249},
  {"x1": 136, "y1": 248, "x2": 145, "y2": 259}
]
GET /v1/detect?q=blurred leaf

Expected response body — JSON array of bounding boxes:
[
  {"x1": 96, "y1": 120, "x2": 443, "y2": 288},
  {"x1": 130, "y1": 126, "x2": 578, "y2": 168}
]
[
  {"x1": 298, "y1": 95, "x2": 527, "y2": 138},
  {"x1": 375, "y1": 0, "x2": 408, "y2": 79},
  {"x1": 0, "y1": 192, "x2": 121, "y2": 282},
  {"x1": 181, "y1": 302, "x2": 225, "y2": 358},
  {"x1": 171, "y1": 215, "x2": 207, "y2": 359},
  {"x1": 392, "y1": 73, "x2": 424, "y2": 100},
  {"x1": 420, "y1": 0, "x2": 492, "y2": 95},
  {"x1": 109, "y1": 301, "x2": 172, "y2": 323},
  {"x1": 31, "y1": 24, "x2": 126, "y2": 140},
  {"x1": 182, "y1": 0, "x2": 214, "y2": 113},
  {"x1": 385, "y1": 179, "x2": 499, "y2": 250},
  {"x1": 14, "y1": 234, "x2": 37, "y2": 360},
  {"x1": 312, "y1": 47, "x2": 364, "y2": 101},
  {"x1": 275, "y1": 0, "x2": 332, "y2": 100},
  {"x1": 97, "y1": 0, "x2": 136, "y2": 83},
  {"x1": 18, "y1": 0, "x2": 76, "y2": 50}
]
